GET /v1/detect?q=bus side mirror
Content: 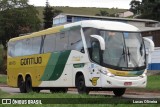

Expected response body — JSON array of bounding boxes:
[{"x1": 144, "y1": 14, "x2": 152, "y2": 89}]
[
  {"x1": 143, "y1": 37, "x2": 154, "y2": 53},
  {"x1": 90, "y1": 35, "x2": 105, "y2": 50}
]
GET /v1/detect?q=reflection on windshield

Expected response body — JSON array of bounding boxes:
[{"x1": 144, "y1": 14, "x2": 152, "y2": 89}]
[
  {"x1": 83, "y1": 28, "x2": 146, "y2": 70},
  {"x1": 101, "y1": 31, "x2": 145, "y2": 68}
]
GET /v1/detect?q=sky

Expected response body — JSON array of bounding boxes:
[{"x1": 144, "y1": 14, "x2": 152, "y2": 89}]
[{"x1": 28, "y1": 0, "x2": 141, "y2": 9}]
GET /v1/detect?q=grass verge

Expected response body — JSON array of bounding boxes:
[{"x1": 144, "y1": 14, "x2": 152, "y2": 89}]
[
  {"x1": 129, "y1": 75, "x2": 160, "y2": 92},
  {"x1": 0, "y1": 89, "x2": 10, "y2": 98},
  {"x1": 0, "y1": 75, "x2": 7, "y2": 84},
  {"x1": 0, "y1": 91, "x2": 159, "y2": 107}
]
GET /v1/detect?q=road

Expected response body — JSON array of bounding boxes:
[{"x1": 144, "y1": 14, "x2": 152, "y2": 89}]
[{"x1": 0, "y1": 86, "x2": 160, "y2": 98}]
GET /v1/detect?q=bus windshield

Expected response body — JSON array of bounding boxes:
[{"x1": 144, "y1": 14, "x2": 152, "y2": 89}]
[{"x1": 83, "y1": 28, "x2": 146, "y2": 70}]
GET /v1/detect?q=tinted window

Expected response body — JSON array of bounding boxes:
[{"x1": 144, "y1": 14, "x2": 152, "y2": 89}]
[
  {"x1": 32, "y1": 37, "x2": 41, "y2": 54},
  {"x1": 22, "y1": 38, "x2": 33, "y2": 56},
  {"x1": 44, "y1": 34, "x2": 56, "y2": 53},
  {"x1": 55, "y1": 32, "x2": 69, "y2": 51},
  {"x1": 14, "y1": 40, "x2": 23, "y2": 57},
  {"x1": 8, "y1": 42, "x2": 15, "y2": 57},
  {"x1": 69, "y1": 29, "x2": 84, "y2": 52}
]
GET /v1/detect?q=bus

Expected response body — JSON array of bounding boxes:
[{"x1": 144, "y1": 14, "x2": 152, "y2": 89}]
[{"x1": 7, "y1": 20, "x2": 154, "y2": 96}]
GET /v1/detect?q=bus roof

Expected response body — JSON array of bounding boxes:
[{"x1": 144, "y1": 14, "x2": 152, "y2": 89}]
[
  {"x1": 9, "y1": 20, "x2": 139, "y2": 42},
  {"x1": 65, "y1": 20, "x2": 139, "y2": 32}
]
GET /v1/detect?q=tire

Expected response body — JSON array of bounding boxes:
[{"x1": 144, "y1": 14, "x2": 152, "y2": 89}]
[
  {"x1": 76, "y1": 75, "x2": 89, "y2": 94},
  {"x1": 25, "y1": 76, "x2": 33, "y2": 93},
  {"x1": 50, "y1": 88, "x2": 68, "y2": 93},
  {"x1": 18, "y1": 76, "x2": 26, "y2": 93},
  {"x1": 113, "y1": 88, "x2": 126, "y2": 97}
]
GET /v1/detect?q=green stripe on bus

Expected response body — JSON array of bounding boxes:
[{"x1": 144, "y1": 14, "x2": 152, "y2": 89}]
[
  {"x1": 41, "y1": 52, "x2": 60, "y2": 81},
  {"x1": 41, "y1": 50, "x2": 71, "y2": 81}
]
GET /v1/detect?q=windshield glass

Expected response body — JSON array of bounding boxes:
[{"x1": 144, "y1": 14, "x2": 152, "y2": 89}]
[
  {"x1": 101, "y1": 31, "x2": 145, "y2": 68},
  {"x1": 83, "y1": 28, "x2": 146, "y2": 70}
]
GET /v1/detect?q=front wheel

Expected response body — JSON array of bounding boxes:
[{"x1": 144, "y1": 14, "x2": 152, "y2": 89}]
[
  {"x1": 76, "y1": 75, "x2": 89, "y2": 94},
  {"x1": 113, "y1": 88, "x2": 126, "y2": 97}
]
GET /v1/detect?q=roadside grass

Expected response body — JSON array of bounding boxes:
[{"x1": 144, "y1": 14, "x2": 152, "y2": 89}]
[
  {"x1": 0, "y1": 104, "x2": 159, "y2": 107},
  {"x1": 129, "y1": 75, "x2": 160, "y2": 92},
  {"x1": 146, "y1": 75, "x2": 160, "y2": 91},
  {"x1": 0, "y1": 91, "x2": 159, "y2": 107},
  {"x1": 0, "y1": 89, "x2": 10, "y2": 98},
  {"x1": 0, "y1": 75, "x2": 7, "y2": 84}
]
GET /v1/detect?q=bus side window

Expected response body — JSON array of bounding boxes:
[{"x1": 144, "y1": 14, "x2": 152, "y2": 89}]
[
  {"x1": 8, "y1": 42, "x2": 15, "y2": 57},
  {"x1": 43, "y1": 34, "x2": 56, "y2": 53},
  {"x1": 69, "y1": 29, "x2": 84, "y2": 53},
  {"x1": 55, "y1": 32, "x2": 69, "y2": 52},
  {"x1": 22, "y1": 38, "x2": 32, "y2": 56},
  {"x1": 91, "y1": 41, "x2": 100, "y2": 64},
  {"x1": 32, "y1": 37, "x2": 41, "y2": 54},
  {"x1": 14, "y1": 40, "x2": 23, "y2": 57}
]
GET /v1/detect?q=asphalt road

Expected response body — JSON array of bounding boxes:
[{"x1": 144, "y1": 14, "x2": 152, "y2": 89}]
[{"x1": 0, "y1": 86, "x2": 160, "y2": 98}]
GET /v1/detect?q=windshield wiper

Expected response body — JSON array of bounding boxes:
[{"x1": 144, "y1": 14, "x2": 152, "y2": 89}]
[
  {"x1": 140, "y1": 43, "x2": 143, "y2": 56},
  {"x1": 117, "y1": 46, "x2": 126, "y2": 66},
  {"x1": 127, "y1": 47, "x2": 130, "y2": 61},
  {"x1": 127, "y1": 47, "x2": 139, "y2": 67}
]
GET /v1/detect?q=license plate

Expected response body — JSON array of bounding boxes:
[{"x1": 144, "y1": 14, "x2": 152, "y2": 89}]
[{"x1": 124, "y1": 82, "x2": 132, "y2": 86}]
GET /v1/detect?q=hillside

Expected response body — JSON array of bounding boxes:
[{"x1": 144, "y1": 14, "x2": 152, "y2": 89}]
[{"x1": 36, "y1": 6, "x2": 127, "y2": 22}]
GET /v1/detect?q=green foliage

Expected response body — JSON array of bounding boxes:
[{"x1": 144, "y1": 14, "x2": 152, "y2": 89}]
[
  {"x1": 129, "y1": 0, "x2": 141, "y2": 14},
  {"x1": 43, "y1": 1, "x2": 62, "y2": 29},
  {"x1": 130, "y1": 0, "x2": 160, "y2": 21},
  {"x1": 0, "y1": 0, "x2": 41, "y2": 49},
  {"x1": 140, "y1": 0, "x2": 160, "y2": 21},
  {"x1": 95, "y1": 10, "x2": 109, "y2": 16},
  {"x1": 0, "y1": 74, "x2": 7, "y2": 84}
]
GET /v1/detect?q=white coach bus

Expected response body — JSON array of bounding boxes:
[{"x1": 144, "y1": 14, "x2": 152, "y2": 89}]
[{"x1": 7, "y1": 20, "x2": 154, "y2": 96}]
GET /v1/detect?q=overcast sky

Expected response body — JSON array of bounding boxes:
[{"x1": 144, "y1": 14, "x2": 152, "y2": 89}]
[{"x1": 28, "y1": 0, "x2": 141, "y2": 9}]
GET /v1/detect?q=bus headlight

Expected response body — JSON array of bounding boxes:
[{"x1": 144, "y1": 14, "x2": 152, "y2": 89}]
[
  {"x1": 100, "y1": 67, "x2": 115, "y2": 77},
  {"x1": 140, "y1": 70, "x2": 147, "y2": 78},
  {"x1": 107, "y1": 73, "x2": 115, "y2": 77},
  {"x1": 140, "y1": 73, "x2": 146, "y2": 78}
]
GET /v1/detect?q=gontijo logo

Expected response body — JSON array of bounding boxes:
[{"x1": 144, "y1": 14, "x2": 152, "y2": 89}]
[{"x1": 21, "y1": 57, "x2": 42, "y2": 65}]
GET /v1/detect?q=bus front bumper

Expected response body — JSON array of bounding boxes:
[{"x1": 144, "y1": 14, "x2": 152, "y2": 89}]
[{"x1": 101, "y1": 74, "x2": 147, "y2": 88}]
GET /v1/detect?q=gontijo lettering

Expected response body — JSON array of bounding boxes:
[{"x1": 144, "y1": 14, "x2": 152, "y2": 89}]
[{"x1": 21, "y1": 57, "x2": 42, "y2": 65}]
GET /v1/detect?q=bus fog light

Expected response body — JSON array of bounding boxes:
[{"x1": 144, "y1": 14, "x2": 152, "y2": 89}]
[{"x1": 107, "y1": 80, "x2": 112, "y2": 84}]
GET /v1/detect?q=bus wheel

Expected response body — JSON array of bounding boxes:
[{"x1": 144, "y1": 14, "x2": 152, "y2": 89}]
[
  {"x1": 76, "y1": 75, "x2": 89, "y2": 94},
  {"x1": 113, "y1": 88, "x2": 126, "y2": 97},
  {"x1": 18, "y1": 76, "x2": 26, "y2": 93},
  {"x1": 25, "y1": 76, "x2": 33, "y2": 93}
]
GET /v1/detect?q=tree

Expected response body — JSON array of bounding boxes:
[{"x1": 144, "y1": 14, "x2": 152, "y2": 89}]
[
  {"x1": 0, "y1": 0, "x2": 41, "y2": 49},
  {"x1": 129, "y1": 0, "x2": 160, "y2": 21},
  {"x1": 43, "y1": 0, "x2": 62, "y2": 29},
  {"x1": 129, "y1": 0, "x2": 141, "y2": 14},
  {"x1": 95, "y1": 10, "x2": 109, "y2": 16},
  {"x1": 140, "y1": 0, "x2": 160, "y2": 21},
  {"x1": 43, "y1": 0, "x2": 53, "y2": 29}
]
